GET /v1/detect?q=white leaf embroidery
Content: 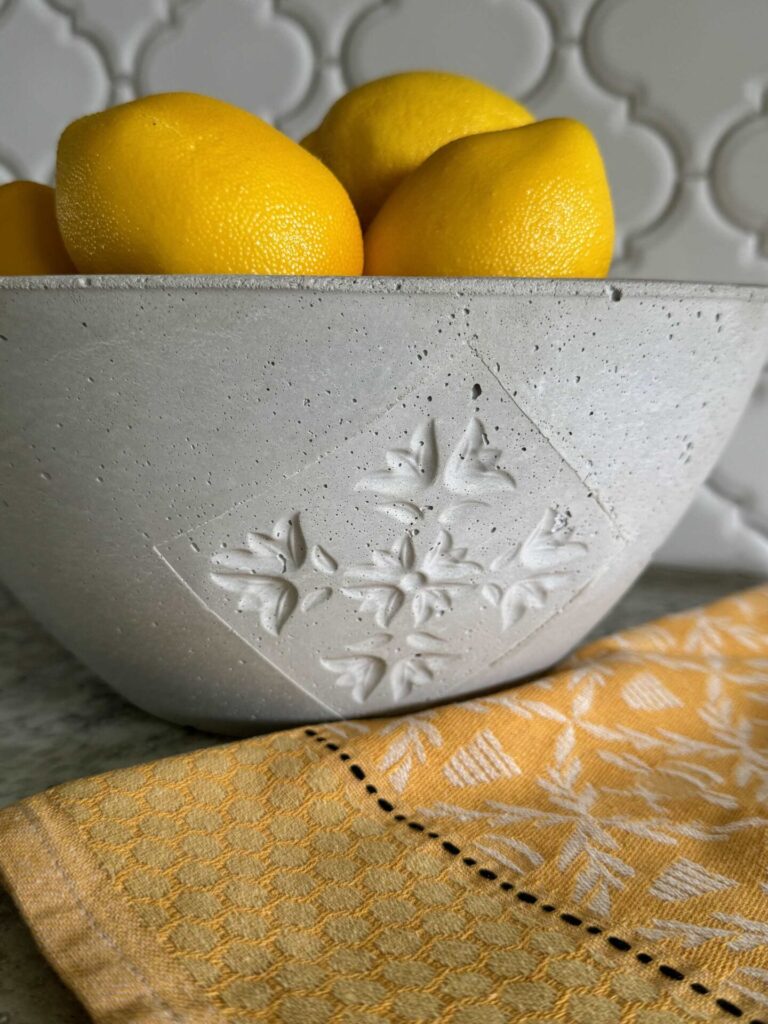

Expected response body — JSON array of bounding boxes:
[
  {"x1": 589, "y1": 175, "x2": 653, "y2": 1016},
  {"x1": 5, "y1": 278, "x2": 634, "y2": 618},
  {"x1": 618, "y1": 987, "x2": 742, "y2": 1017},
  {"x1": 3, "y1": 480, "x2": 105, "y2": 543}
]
[
  {"x1": 555, "y1": 724, "x2": 577, "y2": 766},
  {"x1": 376, "y1": 713, "x2": 442, "y2": 790}
]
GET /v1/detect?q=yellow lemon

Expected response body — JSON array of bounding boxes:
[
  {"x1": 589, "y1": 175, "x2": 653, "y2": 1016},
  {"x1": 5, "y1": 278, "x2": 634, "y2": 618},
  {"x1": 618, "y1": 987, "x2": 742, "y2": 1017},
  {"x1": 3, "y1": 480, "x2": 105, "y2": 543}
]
[
  {"x1": 0, "y1": 181, "x2": 75, "y2": 275},
  {"x1": 303, "y1": 71, "x2": 533, "y2": 228},
  {"x1": 56, "y1": 92, "x2": 363, "y2": 276},
  {"x1": 364, "y1": 119, "x2": 614, "y2": 278}
]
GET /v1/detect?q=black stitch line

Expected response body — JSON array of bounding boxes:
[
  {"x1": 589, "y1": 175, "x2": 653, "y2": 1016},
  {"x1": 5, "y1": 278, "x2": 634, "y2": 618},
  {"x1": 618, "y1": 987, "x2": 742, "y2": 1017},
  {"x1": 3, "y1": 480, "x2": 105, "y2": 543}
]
[
  {"x1": 307, "y1": 731, "x2": 760, "y2": 1022},
  {"x1": 717, "y1": 1001, "x2": 743, "y2": 1018}
]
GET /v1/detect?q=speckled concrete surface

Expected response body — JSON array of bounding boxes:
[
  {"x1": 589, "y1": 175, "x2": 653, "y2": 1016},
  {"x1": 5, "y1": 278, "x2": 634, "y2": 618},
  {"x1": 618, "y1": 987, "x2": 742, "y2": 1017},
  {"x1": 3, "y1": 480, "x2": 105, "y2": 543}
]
[
  {"x1": 3, "y1": 279, "x2": 767, "y2": 732},
  {"x1": 0, "y1": 569, "x2": 762, "y2": 1023}
]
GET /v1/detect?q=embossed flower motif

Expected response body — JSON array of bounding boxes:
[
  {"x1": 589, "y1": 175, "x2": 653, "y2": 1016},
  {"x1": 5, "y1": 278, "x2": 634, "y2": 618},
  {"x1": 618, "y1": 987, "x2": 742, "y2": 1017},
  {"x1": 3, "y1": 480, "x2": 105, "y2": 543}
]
[
  {"x1": 322, "y1": 632, "x2": 455, "y2": 703},
  {"x1": 481, "y1": 508, "x2": 587, "y2": 629},
  {"x1": 356, "y1": 416, "x2": 515, "y2": 526},
  {"x1": 210, "y1": 514, "x2": 337, "y2": 636},
  {"x1": 342, "y1": 530, "x2": 480, "y2": 628}
]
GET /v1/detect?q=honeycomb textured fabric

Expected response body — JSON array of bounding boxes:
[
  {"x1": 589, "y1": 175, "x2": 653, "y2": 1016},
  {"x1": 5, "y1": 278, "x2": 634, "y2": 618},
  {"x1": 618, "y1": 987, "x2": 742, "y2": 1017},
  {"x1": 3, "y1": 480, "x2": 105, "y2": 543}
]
[{"x1": 1, "y1": 587, "x2": 768, "y2": 1024}]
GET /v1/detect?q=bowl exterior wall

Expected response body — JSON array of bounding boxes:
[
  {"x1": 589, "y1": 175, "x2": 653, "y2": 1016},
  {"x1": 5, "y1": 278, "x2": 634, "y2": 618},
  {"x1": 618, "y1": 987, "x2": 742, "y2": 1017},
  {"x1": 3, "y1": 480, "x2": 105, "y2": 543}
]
[{"x1": 0, "y1": 279, "x2": 765, "y2": 730}]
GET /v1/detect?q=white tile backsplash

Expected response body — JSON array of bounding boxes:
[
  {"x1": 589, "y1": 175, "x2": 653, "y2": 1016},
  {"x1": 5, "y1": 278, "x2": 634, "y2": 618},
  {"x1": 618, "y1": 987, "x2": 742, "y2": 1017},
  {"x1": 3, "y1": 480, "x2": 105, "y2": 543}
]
[{"x1": 1, "y1": 0, "x2": 766, "y2": 573}]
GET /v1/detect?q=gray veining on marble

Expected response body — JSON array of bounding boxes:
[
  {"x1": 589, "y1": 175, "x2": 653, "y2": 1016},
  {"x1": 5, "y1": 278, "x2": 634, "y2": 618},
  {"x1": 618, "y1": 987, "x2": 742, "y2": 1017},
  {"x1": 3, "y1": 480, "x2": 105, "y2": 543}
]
[{"x1": 0, "y1": 569, "x2": 763, "y2": 1023}]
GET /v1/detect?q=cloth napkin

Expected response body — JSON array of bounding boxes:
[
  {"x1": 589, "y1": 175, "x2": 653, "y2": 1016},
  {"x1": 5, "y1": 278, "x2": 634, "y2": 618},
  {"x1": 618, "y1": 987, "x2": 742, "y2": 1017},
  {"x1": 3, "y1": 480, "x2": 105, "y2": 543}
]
[{"x1": 2, "y1": 587, "x2": 768, "y2": 1024}]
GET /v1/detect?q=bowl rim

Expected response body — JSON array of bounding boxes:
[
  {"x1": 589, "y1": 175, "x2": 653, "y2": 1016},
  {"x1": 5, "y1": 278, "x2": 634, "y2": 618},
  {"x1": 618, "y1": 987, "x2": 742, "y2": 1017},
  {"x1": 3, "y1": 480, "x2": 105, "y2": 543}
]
[{"x1": 1, "y1": 275, "x2": 767, "y2": 303}]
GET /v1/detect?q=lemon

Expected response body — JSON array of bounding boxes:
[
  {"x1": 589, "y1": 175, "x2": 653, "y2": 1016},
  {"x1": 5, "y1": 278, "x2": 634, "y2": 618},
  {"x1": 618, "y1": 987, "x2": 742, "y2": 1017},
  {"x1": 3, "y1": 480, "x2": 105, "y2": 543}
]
[
  {"x1": 364, "y1": 119, "x2": 614, "y2": 278},
  {"x1": 56, "y1": 92, "x2": 363, "y2": 276},
  {"x1": 303, "y1": 71, "x2": 533, "y2": 228},
  {"x1": 0, "y1": 181, "x2": 75, "y2": 275}
]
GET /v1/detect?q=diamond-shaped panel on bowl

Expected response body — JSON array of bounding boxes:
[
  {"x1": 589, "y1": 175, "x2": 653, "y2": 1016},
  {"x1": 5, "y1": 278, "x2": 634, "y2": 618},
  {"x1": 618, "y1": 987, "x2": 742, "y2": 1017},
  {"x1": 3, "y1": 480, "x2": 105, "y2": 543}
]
[{"x1": 158, "y1": 356, "x2": 622, "y2": 717}]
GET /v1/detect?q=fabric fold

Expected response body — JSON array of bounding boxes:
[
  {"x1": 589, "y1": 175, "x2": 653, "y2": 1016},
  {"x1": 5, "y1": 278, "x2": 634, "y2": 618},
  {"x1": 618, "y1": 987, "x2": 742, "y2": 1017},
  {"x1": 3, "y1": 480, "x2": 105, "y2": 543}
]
[{"x1": 2, "y1": 586, "x2": 767, "y2": 1024}]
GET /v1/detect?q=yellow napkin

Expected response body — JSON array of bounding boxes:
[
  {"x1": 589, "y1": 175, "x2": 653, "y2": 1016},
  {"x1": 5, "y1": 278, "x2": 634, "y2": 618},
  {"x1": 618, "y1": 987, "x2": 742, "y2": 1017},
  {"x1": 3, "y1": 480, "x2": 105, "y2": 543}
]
[{"x1": 2, "y1": 587, "x2": 768, "y2": 1024}]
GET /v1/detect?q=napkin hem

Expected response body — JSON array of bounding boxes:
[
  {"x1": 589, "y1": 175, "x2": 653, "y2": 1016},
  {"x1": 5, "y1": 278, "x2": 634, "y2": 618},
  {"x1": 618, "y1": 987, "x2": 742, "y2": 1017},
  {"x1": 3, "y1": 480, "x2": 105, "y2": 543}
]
[{"x1": 0, "y1": 795, "x2": 223, "y2": 1024}]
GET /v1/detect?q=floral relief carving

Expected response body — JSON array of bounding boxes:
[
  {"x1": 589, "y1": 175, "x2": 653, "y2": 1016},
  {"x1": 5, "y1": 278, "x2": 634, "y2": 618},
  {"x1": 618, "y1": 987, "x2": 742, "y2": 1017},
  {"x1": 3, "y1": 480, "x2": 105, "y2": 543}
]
[
  {"x1": 209, "y1": 415, "x2": 592, "y2": 702},
  {"x1": 210, "y1": 514, "x2": 337, "y2": 636},
  {"x1": 342, "y1": 529, "x2": 480, "y2": 628},
  {"x1": 356, "y1": 418, "x2": 438, "y2": 499},
  {"x1": 322, "y1": 632, "x2": 455, "y2": 704},
  {"x1": 483, "y1": 507, "x2": 588, "y2": 630},
  {"x1": 443, "y1": 417, "x2": 516, "y2": 496}
]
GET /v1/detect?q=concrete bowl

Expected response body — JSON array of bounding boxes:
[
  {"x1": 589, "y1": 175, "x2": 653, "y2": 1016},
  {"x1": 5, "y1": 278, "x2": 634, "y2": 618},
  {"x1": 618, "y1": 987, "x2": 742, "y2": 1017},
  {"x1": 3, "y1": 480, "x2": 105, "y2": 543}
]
[{"x1": 0, "y1": 275, "x2": 766, "y2": 732}]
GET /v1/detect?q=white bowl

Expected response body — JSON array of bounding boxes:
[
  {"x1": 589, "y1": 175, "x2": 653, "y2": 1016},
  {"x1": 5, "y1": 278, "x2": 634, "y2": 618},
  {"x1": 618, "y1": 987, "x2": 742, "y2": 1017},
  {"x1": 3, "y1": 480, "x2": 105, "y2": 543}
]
[{"x1": 0, "y1": 276, "x2": 765, "y2": 732}]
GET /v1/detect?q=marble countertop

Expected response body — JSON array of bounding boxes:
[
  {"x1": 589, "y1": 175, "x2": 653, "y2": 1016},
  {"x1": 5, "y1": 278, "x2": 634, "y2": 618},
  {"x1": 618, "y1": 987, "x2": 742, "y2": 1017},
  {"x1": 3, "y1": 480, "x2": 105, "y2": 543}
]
[{"x1": 0, "y1": 568, "x2": 762, "y2": 1023}]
